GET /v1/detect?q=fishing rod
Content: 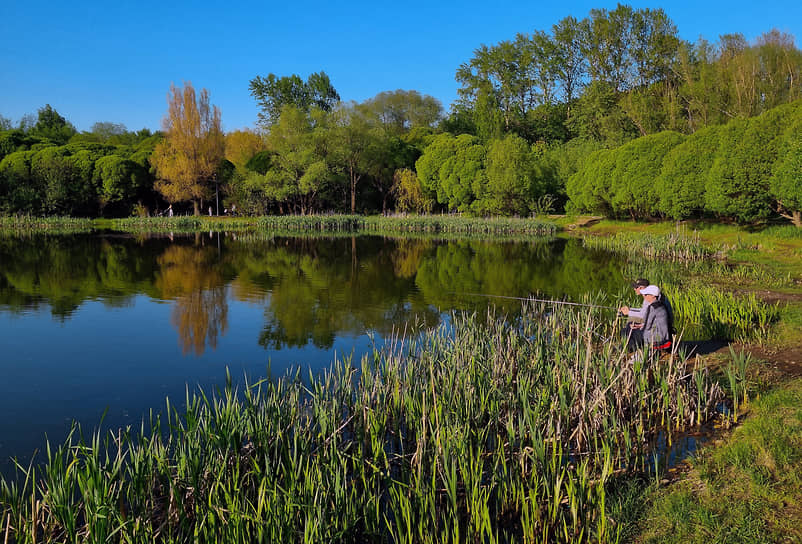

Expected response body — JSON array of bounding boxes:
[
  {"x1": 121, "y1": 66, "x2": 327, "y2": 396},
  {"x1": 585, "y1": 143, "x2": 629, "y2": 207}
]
[{"x1": 450, "y1": 292, "x2": 620, "y2": 311}]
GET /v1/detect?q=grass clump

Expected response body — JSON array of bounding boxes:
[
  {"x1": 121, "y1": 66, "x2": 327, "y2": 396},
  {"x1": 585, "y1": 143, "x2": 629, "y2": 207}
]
[
  {"x1": 0, "y1": 215, "x2": 93, "y2": 236},
  {"x1": 669, "y1": 284, "x2": 782, "y2": 342},
  {"x1": 636, "y1": 377, "x2": 802, "y2": 543},
  {"x1": 0, "y1": 303, "x2": 724, "y2": 543},
  {"x1": 582, "y1": 228, "x2": 715, "y2": 261}
]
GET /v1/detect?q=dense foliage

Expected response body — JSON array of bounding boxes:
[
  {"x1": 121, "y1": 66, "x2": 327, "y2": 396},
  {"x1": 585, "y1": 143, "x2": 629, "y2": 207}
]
[
  {"x1": 567, "y1": 100, "x2": 802, "y2": 223},
  {"x1": 0, "y1": 115, "x2": 159, "y2": 216},
  {"x1": 3, "y1": 5, "x2": 802, "y2": 223}
]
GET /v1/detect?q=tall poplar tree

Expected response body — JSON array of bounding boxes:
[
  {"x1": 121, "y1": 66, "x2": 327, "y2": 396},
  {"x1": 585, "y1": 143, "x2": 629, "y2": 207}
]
[{"x1": 152, "y1": 83, "x2": 224, "y2": 215}]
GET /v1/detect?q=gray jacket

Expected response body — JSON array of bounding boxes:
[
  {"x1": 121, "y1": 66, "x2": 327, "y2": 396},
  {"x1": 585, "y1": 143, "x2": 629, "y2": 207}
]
[
  {"x1": 643, "y1": 301, "x2": 670, "y2": 345},
  {"x1": 629, "y1": 293, "x2": 673, "y2": 322}
]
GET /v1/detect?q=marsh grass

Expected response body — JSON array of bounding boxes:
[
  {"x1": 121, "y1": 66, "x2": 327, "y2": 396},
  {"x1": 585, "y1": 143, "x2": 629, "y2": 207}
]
[
  {"x1": 0, "y1": 303, "x2": 725, "y2": 543},
  {"x1": 0, "y1": 216, "x2": 93, "y2": 236},
  {"x1": 109, "y1": 215, "x2": 558, "y2": 237},
  {"x1": 582, "y1": 228, "x2": 715, "y2": 261},
  {"x1": 667, "y1": 285, "x2": 781, "y2": 342}
]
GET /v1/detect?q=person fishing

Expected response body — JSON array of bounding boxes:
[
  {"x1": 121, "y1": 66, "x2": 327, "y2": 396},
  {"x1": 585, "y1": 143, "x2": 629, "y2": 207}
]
[
  {"x1": 621, "y1": 285, "x2": 672, "y2": 351},
  {"x1": 618, "y1": 278, "x2": 674, "y2": 338}
]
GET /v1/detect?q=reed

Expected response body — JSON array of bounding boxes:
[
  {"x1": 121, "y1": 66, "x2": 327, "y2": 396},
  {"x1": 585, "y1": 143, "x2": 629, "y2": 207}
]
[
  {"x1": 108, "y1": 214, "x2": 558, "y2": 237},
  {"x1": 666, "y1": 284, "x2": 781, "y2": 342},
  {"x1": 1, "y1": 303, "x2": 724, "y2": 543},
  {"x1": 583, "y1": 227, "x2": 715, "y2": 261},
  {"x1": 0, "y1": 215, "x2": 93, "y2": 236}
]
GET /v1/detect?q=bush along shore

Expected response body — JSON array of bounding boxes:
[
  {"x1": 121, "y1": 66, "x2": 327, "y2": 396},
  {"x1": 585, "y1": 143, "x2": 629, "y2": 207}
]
[{"x1": 0, "y1": 302, "x2": 735, "y2": 543}]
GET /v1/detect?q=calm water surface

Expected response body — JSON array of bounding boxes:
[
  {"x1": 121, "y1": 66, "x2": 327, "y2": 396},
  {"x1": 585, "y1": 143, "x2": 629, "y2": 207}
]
[{"x1": 0, "y1": 232, "x2": 625, "y2": 468}]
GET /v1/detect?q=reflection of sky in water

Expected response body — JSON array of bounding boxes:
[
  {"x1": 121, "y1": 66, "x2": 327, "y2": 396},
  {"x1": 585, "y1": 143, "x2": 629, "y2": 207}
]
[
  {"x1": 0, "y1": 234, "x2": 628, "y2": 472},
  {"x1": 0, "y1": 291, "x2": 383, "y2": 472}
]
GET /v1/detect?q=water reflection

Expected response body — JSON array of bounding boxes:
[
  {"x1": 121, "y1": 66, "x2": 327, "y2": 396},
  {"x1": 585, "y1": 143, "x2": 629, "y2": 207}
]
[
  {"x1": 0, "y1": 232, "x2": 634, "y2": 470},
  {"x1": 155, "y1": 245, "x2": 229, "y2": 355},
  {"x1": 0, "y1": 233, "x2": 628, "y2": 356}
]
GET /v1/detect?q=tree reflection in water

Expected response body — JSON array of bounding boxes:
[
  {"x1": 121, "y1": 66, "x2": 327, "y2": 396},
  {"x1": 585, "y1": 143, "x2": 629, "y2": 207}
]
[
  {"x1": 0, "y1": 233, "x2": 629, "y2": 357},
  {"x1": 155, "y1": 244, "x2": 229, "y2": 356}
]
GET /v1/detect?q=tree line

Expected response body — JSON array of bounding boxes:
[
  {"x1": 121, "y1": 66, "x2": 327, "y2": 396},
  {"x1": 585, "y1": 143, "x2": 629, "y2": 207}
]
[
  {"x1": 1, "y1": 3, "x2": 801, "y2": 224},
  {"x1": 567, "y1": 101, "x2": 802, "y2": 226}
]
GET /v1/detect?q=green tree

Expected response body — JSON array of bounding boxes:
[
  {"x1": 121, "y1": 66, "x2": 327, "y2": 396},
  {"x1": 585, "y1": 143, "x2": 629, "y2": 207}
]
[
  {"x1": 569, "y1": 81, "x2": 639, "y2": 144},
  {"x1": 566, "y1": 148, "x2": 616, "y2": 214},
  {"x1": 706, "y1": 103, "x2": 801, "y2": 222},
  {"x1": 90, "y1": 122, "x2": 128, "y2": 142},
  {"x1": 607, "y1": 131, "x2": 685, "y2": 218},
  {"x1": 363, "y1": 135, "x2": 418, "y2": 213},
  {"x1": 0, "y1": 130, "x2": 40, "y2": 162},
  {"x1": 771, "y1": 117, "x2": 802, "y2": 226},
  {"x1": 551, "y1": 16, "x2": 586, "y2": 118},
  {"x1": 30, "y1": 105, "x2": 77, "y2": 145},
  {"x1": 30, "y1": 146, "x2": 75, "y2": 214},
  {"x1": 249, "y1": 71, "x2": 340, "y2": 128},
  {"x1": 93, "y1": 155, "x2": 147, "y2": 213},
  {"x1": 656, "y1": 124, "x2": 722, "y2": 219},
  {"x1": 477, "y1": 134, "x2": 538, "y2": 215},
  {"x1": 416, "y1": 133, "x2": 487, "y2": 212},
  {"x1": 324, "y1": 103, "x2": 381, "y2": 213},
  {"x1": 755, "y1": 30, "x2": 802, "y2": 110},
  {"x1": 363, "y1": 90, "x2": 443, "y2": 135},
  {"x1": 0, "y1": 150, "x2": 39, "y2": 213},
  {"x1": 259, "y1": 105, "x2": 331, "y2": 214}
]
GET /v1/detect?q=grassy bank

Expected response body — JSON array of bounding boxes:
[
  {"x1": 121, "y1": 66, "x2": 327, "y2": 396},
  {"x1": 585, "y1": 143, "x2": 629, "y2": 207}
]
[
  {"x1": 0, "y1": 303, "x2": 730, "y2": 543},
  {"x1": 582, "y1": 219, "x2": 802, "y2": 287},
  {"x1": 634, "y1": 377, "x2": 802, "y2": 543},
  {"x1": 575, "y1": 219, "x2": 802, "y2": 541}
]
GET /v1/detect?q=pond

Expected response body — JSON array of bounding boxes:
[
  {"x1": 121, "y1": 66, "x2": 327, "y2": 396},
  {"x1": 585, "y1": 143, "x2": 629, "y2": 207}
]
[{"x1": 0, "y1": 232, "x2": 626, "y2": 469}]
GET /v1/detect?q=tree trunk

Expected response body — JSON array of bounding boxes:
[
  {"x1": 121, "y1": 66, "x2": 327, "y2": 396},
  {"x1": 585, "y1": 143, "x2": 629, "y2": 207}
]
[
  {"x1": 193, "y1": 199, "x2": 200, "y2": 216},
  {"x1": 351, "y1": 177, "x2": 356, "y2": 214},
  {"x1": 794, "y1": 210, "x2": 801, "y2": 228}
]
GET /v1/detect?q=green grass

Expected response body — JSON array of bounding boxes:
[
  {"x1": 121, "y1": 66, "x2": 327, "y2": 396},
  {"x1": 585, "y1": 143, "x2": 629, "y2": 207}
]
[
  {"x1": 582, "y1": 227, "x2": 716, "y2": 261},
  {"x1": 0, "y1": 215, "x2": 93, "y2": 236},
  {"x1": 0, "y1": 214, "x2": 559, "y2": 239},
  {"x1": 635, "y1": 378, "x2": 802, "y2": 543},
  {"x1": 108, "y1": 214, "x2": 559, "y2": 237},
  {"x1": 0, "y1": 303, "x2": 727, "y2": 543}
]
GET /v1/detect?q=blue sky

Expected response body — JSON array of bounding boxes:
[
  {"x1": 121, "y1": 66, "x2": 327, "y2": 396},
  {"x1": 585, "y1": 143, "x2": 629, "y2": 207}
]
[{"x1": 2, "y1": 0, "x2": 801, "y2": 133}]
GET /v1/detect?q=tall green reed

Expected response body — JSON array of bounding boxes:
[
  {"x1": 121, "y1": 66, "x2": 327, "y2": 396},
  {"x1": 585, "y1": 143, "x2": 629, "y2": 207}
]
[
  {"x1": 583, "y1": 227, "x2": 715, "y2": 261},
  {"x1": 108, "y1": 214, "x2": 558, "y2": 237},
  {"x1": 1, "y1": 303, "x2": 724, "y2": 543},
  {"x1": 0, "y1": 215, "x2": 93, "y2": 236}
]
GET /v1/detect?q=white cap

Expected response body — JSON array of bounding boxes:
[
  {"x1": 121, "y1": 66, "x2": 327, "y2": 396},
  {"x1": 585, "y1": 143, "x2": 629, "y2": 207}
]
[{"x1": 641, "y1": 285, "x2": 660, "y2": 296}]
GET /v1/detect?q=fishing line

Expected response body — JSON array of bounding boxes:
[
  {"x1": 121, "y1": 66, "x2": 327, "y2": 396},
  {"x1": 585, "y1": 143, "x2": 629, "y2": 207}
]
[{"x1": 450, "y1": 292, "x2": 620, "y2": 311}]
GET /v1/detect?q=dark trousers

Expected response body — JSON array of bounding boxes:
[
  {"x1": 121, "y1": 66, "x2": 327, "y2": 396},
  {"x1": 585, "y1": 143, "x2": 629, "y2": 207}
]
[{"x1": 622, "y1": 323, "x2": 644, "y2": 351}]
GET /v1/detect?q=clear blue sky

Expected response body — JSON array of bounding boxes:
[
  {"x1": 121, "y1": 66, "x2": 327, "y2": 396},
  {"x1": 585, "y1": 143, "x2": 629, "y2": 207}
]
[{"x1": 2, "y1": 0, "x2": 801, "y2": 133}]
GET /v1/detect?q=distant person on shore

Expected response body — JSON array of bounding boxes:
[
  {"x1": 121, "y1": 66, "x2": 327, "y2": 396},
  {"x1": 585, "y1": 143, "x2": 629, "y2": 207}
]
[
  {"x1": 167, "y1": 204, "x2": 173, "y2": 217},
  {"x1": 208, "y1": 206, "x2": 213, "y2": 216}
]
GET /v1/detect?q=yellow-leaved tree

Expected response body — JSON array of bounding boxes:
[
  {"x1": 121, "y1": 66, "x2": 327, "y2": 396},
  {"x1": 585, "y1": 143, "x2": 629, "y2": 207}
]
[
  {"x1": 152, "y1": 83, "x2": 224, "y2": 215},
  {"x1": 225, "y1": 129, "x2": 266, "y2": 171}
]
